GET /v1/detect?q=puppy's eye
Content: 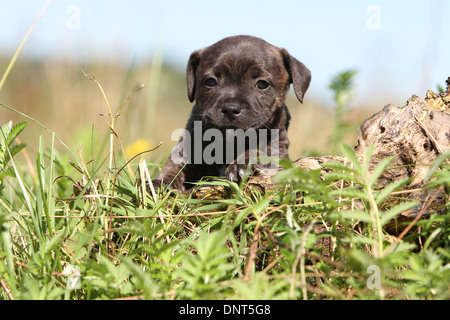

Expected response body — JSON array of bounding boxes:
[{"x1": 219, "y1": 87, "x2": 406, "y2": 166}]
[
  {"x1": 205, "y1": 77, "x2": 217, "y2": 87},
  {"x1": 256, "y1": 80, "x2": 270, "y2": 90}
]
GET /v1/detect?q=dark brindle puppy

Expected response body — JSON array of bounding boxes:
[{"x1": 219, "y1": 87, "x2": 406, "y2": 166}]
[{"x1": 154, "y1": 35, "x2": 311, "y2": 191}]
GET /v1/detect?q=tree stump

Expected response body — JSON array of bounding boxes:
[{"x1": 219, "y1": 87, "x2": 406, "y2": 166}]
[
  {"x1": 349, "y1": 78, "x2": 450, "y2": 232},
  {"x1": 355, "y1": 87, "x2": 449, "y2": 186}
]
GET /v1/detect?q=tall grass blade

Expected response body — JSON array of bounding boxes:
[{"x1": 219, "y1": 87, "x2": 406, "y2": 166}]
[
  {"x1": 0, "y1": 0, "x2": 52, "y2": 92},
  {"x1": 47, "y1": 132, "x2": 56, "y2": 233}
]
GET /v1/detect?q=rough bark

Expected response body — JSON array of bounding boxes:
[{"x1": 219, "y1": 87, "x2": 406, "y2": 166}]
[{"x1": 349, "y1": 80, "x2": 450, "y2": 232}]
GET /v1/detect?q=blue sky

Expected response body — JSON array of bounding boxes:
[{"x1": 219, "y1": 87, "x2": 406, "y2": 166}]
[{"x1": 1, "y1": 0, "x2": 449, "y2": 106}]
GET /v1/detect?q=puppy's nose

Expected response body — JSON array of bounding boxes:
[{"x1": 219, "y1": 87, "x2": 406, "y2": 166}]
[{"x1": 221, "y1": 105, "x2": 242, "y2": 120}]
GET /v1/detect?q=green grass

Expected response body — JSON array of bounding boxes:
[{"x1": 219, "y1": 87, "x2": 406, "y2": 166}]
[{"x1": 0, "y1": 105, "x2": 448, "y2": 299}]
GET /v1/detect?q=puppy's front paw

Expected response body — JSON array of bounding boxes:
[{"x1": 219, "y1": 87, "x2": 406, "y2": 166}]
[
  {"x1": 149, "y1": 178, "x2": 186, "y2": 193},
  {"x1": 225, "y1": 163, "x2": 249, "y2": 183},
  {"x1": 149, "y1": 179, "x2": 162, "y2": 190}
]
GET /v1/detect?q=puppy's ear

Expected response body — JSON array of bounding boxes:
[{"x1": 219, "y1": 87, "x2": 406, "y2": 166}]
[
  {"x1": 280, "y1": 49, "x2": 311, "y2": 103},
  {"x1": 186, "y1": 50, "x2": 202, "y2": 103}
]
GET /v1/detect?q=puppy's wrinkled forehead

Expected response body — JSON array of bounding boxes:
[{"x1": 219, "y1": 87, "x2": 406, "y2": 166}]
[{"x1": 198, "y1": 36, "x2": 288, "y2": 82}]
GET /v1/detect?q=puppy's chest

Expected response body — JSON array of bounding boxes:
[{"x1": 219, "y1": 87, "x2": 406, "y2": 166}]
[{"x1": 187, "y1": 129, "x2": 276, "y2": 163}]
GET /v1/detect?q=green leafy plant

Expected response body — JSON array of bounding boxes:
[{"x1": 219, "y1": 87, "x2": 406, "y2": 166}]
[
  {"x1": 176, "y1": 231, "x2": 234, "y2": 299},
  {"x1": 324, "y1": 144, "x2": 418, "y2": 258},
  {"x1": 329, "y1": 70, "x2": 358, "y2": 154},
  {"x1": 0, "y1": 121, "x2": 27, "y2": 191}
]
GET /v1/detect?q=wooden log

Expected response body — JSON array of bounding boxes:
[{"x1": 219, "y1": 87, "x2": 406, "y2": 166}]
[
  {"x1": 354, "y1": 88, "x2": 450, "y2": 186},
  {"x1": 349, "y1": 79, "x2": 450, "y2": 232}
]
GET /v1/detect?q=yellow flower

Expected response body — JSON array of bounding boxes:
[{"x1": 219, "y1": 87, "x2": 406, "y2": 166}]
[{"x1": 125, "y1": 139, "x2": 152, "y2": 159}]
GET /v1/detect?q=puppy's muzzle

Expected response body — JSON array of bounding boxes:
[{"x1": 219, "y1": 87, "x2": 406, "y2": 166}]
[{"x1": 221, "y1": 104, "x2": 242, "y2": 121}]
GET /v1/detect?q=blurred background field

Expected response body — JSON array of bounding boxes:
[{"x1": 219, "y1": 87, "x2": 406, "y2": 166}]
[
  {"x1": 1, "y1": 0, "x2": 449, "y2": 169},
  {"x1": 0, "y1": 59, "x2": 374, "y2": 162}
]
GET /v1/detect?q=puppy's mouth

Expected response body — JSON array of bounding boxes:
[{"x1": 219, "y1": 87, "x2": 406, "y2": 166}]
[{"x1": 204, "y1": 113, "x2": 263, "y2": 130}]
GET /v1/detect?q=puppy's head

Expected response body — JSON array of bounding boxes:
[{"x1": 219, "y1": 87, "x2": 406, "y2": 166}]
[{"x1": 186, "y1": 35, "x2": 311, "y2": 130}]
